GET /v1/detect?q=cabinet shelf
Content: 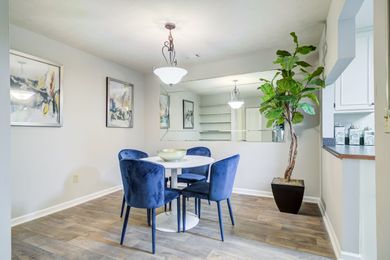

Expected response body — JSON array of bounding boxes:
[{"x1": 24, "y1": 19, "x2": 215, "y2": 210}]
[
  {"x1": 199, "y1": 138, "x2": 231, "y2": 141},
  {"x1": 200, "y1": 130, "x2": 231, "y2": 134},
  {"x1": 199, "y1": 113, "x2": 231, "y2": 116},
  {"x1": 199, "y1": 121, "x2": 231, "y2": 124}
]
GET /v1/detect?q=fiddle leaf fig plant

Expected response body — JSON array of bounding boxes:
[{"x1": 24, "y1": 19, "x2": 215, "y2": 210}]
[{"x1": 258, "y1": 32, "x2": 325, "y2": 182}]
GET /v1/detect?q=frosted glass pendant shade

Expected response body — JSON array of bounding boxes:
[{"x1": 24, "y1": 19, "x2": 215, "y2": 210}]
[
  {"x1": 228, "y1": 80, "x2": 244, "y2": 109},
  {"x1": 10, "y1": 89, "x2": 35, "y2": 100},
  {"x1": 228, "y1": 100, "x2": 244, "y2": 109},
  {"x1": 153, "y1": 66, "x2": 188, "y2": 85}
]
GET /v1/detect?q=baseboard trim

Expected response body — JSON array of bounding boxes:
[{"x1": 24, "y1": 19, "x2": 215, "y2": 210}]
[
  {"x1": 340, "y1": 251, "x2": 362, "y2": 260},
  {"x1": 232, "y1": 187, "x2": 321, "y2": 204},
  {"x1": 318, "y1": 201, "x2": 342, "y2": 259},
  {"x1": 11, "y1": 185, "x2": 122, "y2": 227}
]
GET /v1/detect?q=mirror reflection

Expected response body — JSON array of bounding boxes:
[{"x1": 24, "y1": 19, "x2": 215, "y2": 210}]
[{"x1": 159, "y1": 71, "x2": 285, "y2": 142}]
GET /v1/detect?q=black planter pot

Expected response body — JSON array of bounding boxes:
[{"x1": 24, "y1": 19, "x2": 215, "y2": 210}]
[{"x1": 271, "y1": 177, "x2": 305, "y2": 214}]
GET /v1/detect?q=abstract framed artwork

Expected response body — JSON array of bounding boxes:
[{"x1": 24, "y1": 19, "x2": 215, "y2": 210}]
[
  {"x1": 183, "y1": 99, "x2": 194, "y2": 129},
  {"x1": 160, "y1": 94, "x2": 170, "y2": 129},
  {"x1": 10, "y1": 50, "x2": 63, "y2": 127},
  {"x1": 106, "y1": 77, "x2": 134, "y2": 128}
]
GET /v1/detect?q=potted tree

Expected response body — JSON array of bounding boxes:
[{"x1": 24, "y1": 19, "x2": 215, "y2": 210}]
[{"x1": 258, "y1": 32, "x2": 325, "y2": 214}]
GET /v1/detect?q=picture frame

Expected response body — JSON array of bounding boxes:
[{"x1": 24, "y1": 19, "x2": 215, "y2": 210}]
[
  {"x1": 106, "y1": 77, "x2": 134, "y2": 128},
  {"x1": 183, "y1": 99, "x2": 194, "y2": 129},
  {"x1": 160, "y1": 94, "x2": 170, "y2": 129},
  {"x1": 10, "y1": 50, "x2": 63, "y2": 127}
]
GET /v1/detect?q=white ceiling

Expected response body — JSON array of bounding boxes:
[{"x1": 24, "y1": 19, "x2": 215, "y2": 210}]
[
  {"x1": 167, "y1": 70, "x2": 277, "y2": 96},
  {"x1": 10, "y1": 0, "x2": 330, "y2": 74}
]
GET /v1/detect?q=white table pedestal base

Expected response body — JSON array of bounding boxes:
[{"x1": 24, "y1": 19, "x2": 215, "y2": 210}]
[{"x1": 156, "y1": 211, "x2": 199, "y2": 232}]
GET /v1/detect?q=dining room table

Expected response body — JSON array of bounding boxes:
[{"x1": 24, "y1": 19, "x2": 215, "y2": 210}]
[{"x1": 142, "y1": 155, "x2": 215, "y2": 232}]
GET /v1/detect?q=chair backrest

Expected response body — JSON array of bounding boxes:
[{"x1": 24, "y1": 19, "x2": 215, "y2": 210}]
[
  {"x1": 120, "y1": 159, "x2": 165, "y2": 209},
  {"x1": 118, "y1": 149, "x2": 148, "y2": 160},
  {"x1": 182, "y1": 146, "x2": 211, "y2": 178},
  {"x1": 209, "y1": 154, "x2": 240, "y2": 201}
]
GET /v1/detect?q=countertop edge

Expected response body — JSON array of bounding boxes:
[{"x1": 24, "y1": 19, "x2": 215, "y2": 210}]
[{"x1": 322, "y1": 145, "x2": 376, "y2": 160}]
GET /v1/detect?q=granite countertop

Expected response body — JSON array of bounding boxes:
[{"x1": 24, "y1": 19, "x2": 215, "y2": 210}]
[{"x1": 323, "y1": 145, "x2": 375, "y2": 160}]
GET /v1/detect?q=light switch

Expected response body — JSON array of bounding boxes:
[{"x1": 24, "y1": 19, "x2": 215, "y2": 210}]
[{"x1": 73, "y1": 175, "x2": 79, "y2": 183}]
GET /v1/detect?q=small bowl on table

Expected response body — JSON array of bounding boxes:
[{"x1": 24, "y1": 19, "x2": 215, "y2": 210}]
[{"x1": 157, "y1": 149, "x2": 186, "y2": 162}]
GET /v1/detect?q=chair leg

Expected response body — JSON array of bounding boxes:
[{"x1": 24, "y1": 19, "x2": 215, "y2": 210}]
[
  {"x1": 151, "y1": 208, "x2": 156, "y2": 254},
  {"x1": 120, "y1": 205, "x2": 130, "y2": 245},
  {"x1": 169, "y1": 201, "x2": 172, "y2": 211},
  {"x1": 182, "y1": 195, "x2": 186, "y2": 232},
  {"x1": 195, "y1": 197, "x2": 198, "y2": 215},
  {"x1": 217, "y1": 201, "x2": 224, "y2": 241},
  {"x1": 120, "y1": 195, "x2": 125, "y2": 218},
  {"x1": 164, "y1": 204, "x2": 167, "y2": 212},
  {"x1": 198, "y1": 198, "x2": 201, "y2": 218},
  {"x1": 147, "y1": 208, "x2": 151, "y2": 226},
  {"x1": 177, "y1": 197, "x2": 181, "y2": 233},
  {"x1": 227, "y1": 198, "x2": 235, "y2": 226}
]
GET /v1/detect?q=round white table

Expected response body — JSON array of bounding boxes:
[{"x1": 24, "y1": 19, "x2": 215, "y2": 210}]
[{"x1": 142, "y1": 155, "x2": 214, "y2": 232}]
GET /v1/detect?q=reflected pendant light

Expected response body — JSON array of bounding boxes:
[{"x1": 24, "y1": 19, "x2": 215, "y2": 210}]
[
  {"x1": 10, "y1": 61, "x2": 35, "y2": 101},
  {"x1": 153, "y1": 23, "x2": 187, "y2": 85},
  {"x1": 228, "y1": 80, "x2": 244, "y2": 109}
]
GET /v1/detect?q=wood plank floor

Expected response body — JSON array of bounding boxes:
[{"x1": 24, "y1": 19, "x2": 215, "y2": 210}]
[{"x1": 12, "y1": 191, "x2": 335, "y2": 259}]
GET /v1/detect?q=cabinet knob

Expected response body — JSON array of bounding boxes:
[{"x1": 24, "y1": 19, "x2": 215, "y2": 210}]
[{"x1": 371, "y1": 102, "x2": 375, "y2": 106}]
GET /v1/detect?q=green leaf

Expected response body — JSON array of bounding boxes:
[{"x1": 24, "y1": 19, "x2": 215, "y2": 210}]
[
  {"x1": 292, "y1": 112, "x2": 304, "y2": 124},
  {"x1": 290, "y1": 32, "x2": 298, "y2": 45},
  {"x1": 310, "y1": 78, "x2": 325, "y2": 87},
  {"x1": 274, "y1": 56, "x2": 298, "y2": 71},
  {"x1": 301, "y1": 87, "x2": 318, "y2": 93},
  {"x1": 311, "y1": 67, "x2": 324, "y2": 78},
  {"x1": 276, "y1": 50, "x2": 291, "y2": 57},
  {"x1": 297, "y1": 45, "x2": 316, "y2": 55},
  {"x1": 265, "y1": 108, "x2": 283, "y2": 120},
  {"x1": 302, "y1": 93, "x2": 319, "y2": 106},
  {"x1": 266, "y1": 120, "x2": 274, "y2": 128},
  {"x1": 296, "y1": 61, "x2": 311, "y2": 67},
  {"x1": 259, "y1": 78, "x2": 270, "y2": 83},
  {"x1": 260, "y1": 83, "x2": 275, "y2": 96},
  {"x1": 299, "y1": 103, "x2": 315, "y2": 115}
]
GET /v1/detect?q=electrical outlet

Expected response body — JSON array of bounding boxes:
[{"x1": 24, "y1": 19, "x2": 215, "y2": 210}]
[{"x1": 72, "y1": 175, "x2": 79, "y2": 183}]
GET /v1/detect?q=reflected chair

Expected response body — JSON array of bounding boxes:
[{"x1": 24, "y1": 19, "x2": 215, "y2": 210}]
[
  {"x1": 119, "y1": 159, "x2": 181, "y2": 254},
  {"x1": 177, "y1": 146, "x2": 211, "y2": 214},
  {"x1": 181, "y1": 154, "x2": 240, "y2": 241},
  {"x1": 118, "y1": 149, "x2": 148, "y2": 218}
]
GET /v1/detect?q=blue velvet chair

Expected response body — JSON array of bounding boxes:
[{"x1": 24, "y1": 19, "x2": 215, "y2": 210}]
[
  {"x1": 118, "y1": 149, "x2": 148, "y2": 218},
  {"x1": 178, "y1": 146, "x2": 211, "y2": 184},
  {"x1": 178, "y1": 146, "x2": 211, "y2": 214},
  {"x1": 181, "y1": 154, "x2": 240, "y2": 241},
  {"x1": 119, "y1": 159, "x2": 181, "y2": 254}
]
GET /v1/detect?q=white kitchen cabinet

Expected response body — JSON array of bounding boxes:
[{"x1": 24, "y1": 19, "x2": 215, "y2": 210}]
[{"x1": 334, "y1": 30, "x2": 374, "y2": 112}]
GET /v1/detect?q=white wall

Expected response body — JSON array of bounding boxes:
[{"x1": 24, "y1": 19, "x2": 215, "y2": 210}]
[
  {"x1": 145, "y1": 74, "x2": 321, "y2": 197},
  {"x1": 0, "y1": 0, "x2": 11, "y2": 258},
  {"x1": 10, "y1": 25, "x2": 145, "y2": 219},
  {"x1": 374, "y1": 0, "x2": 390, "y2": 259}
]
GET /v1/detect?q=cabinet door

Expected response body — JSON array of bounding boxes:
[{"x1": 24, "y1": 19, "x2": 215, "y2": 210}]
[{"x1": 334, "y1": 31, "x2": 374, "y2": 111}]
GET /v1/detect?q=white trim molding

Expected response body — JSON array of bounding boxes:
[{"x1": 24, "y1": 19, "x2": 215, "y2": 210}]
[
  {"x1": 11, "y1": 185, "x2": 122, "y2": 227},
  {"x1": 232, "y1": 187, "x2": 321, "y2": 204}
]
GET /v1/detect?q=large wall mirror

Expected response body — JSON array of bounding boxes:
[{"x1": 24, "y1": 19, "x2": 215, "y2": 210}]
[{"x1": 159, "y1": 71, "x2": 285, "y2": 143}]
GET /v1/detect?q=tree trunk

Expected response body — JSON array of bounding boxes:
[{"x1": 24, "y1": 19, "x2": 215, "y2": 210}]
[{"x1": 284, "y1": 118, "x2": 298, "y2": 182}]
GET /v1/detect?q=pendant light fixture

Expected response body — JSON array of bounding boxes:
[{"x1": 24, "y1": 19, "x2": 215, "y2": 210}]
[
  {"x1": 153, "y1": 23, "x2": 187, "y2": 86},
  {"x1": 228, "y1": 80, "x2": 244, "y2": 109}
]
